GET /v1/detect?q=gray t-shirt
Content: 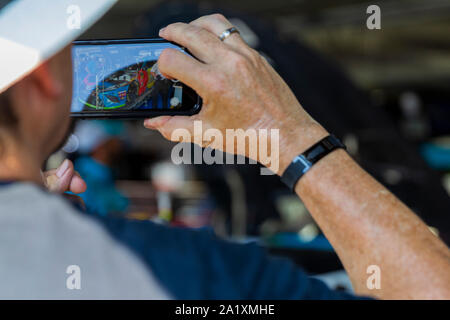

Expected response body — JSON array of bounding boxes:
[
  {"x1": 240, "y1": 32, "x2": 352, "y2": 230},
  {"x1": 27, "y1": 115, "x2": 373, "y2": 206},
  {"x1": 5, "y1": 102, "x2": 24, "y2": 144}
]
[{"x1": 0, "y1": 182, "x2": 169, "y2": 299}]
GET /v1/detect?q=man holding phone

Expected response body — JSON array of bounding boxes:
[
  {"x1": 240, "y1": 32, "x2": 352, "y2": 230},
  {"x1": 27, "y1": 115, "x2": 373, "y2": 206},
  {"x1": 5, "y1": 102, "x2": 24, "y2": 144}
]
[{"x1": 0, "y1": 0, "x2": 449, "y2": 299}]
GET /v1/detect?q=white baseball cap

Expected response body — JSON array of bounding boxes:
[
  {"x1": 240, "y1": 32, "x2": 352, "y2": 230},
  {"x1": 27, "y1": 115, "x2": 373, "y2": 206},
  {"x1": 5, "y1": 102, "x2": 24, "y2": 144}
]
[{"x1": 0, "y1": 0, "x2": 117, "y2": 94}]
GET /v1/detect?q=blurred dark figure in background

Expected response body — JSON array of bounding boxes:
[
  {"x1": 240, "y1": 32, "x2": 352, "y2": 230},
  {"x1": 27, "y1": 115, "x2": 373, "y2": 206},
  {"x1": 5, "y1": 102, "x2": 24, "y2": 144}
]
[{"x1": 74, "y1": 120, "x2": 129, "y2": 216}]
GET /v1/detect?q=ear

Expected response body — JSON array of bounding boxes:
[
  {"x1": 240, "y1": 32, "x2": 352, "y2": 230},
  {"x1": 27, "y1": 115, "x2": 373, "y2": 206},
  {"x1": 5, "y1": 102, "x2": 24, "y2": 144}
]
[{"x1": 29, "y1": 61, "x2": 63, "y2": 99}]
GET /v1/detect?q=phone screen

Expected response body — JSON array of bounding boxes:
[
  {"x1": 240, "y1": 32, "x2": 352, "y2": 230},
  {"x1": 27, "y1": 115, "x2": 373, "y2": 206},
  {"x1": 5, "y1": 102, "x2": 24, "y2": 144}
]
[{"x1": 71, "y1": 39, "x2": 201, "y2": 118}]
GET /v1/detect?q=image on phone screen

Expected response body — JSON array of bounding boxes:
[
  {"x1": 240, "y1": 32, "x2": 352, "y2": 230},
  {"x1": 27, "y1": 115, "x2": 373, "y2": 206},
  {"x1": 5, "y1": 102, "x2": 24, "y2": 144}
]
[{"x1": 71, "y1": 39, "x2": 201, "y2": 118}]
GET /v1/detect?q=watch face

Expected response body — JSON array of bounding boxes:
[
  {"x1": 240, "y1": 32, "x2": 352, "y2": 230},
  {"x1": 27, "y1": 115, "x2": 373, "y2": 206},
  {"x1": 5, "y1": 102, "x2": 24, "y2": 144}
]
[{"x1": 293, "y1": 155, "x2": 313, "y2": 174}]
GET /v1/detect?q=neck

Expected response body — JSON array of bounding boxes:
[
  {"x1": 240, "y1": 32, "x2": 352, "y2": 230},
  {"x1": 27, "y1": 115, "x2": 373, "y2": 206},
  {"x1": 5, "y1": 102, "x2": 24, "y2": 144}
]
[{"x1": 0, "y1": 136, "x2": 43, "y2": 186}]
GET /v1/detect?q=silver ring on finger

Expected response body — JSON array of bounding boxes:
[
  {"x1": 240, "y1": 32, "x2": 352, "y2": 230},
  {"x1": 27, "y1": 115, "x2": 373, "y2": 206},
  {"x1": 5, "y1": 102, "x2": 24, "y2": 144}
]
[{"x1": 218, "y1": 27, "x2": 240, "y2": 42}]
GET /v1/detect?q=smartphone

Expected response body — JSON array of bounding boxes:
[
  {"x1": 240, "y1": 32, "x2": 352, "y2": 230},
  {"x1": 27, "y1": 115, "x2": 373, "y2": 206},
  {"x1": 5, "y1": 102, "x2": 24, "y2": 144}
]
[{"x1": 70, "y1": 38, "x2": 202, "y2": 119}]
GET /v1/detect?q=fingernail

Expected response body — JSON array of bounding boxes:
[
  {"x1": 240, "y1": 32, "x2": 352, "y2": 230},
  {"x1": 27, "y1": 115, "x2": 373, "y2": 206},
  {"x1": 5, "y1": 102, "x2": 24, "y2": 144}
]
[
  {"x1": 159, "y1": 27, "x2": 166, "y2": 36},
  {"x1": 56, "y1": 160, "x2": 69, "y2": 178}
]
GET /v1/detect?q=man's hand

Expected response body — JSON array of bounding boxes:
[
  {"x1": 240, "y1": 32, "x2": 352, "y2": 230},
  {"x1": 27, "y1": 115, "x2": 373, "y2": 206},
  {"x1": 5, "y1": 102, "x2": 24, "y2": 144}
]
[
  {"x1": 43, "y1": 159, "x2": 86, "y2": 194},
  {"x1": 144, "y1": 14, "x2": 328, "y2": 174}
]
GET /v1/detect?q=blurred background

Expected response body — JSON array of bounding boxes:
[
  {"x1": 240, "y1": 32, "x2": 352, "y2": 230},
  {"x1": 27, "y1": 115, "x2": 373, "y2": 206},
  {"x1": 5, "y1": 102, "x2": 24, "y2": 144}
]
[{"x1": 47, "y1": 0, "x2": 450, "y2": 293}]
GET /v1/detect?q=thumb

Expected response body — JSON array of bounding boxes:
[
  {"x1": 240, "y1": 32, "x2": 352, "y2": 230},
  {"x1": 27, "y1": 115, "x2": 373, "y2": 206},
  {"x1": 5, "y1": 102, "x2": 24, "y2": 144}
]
[
  {"x1": 46, "y1": 159, "x2": 73, "y2": 193},
  {"x1": 144, "y1": 116, "x2": 197, "y2": 142}
]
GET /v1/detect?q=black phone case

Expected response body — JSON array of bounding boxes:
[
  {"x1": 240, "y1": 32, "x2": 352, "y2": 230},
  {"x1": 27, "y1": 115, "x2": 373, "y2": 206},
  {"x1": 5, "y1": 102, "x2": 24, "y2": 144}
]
[{"x1": 70, "y1": 38, "x2": 202, "y2": 119}]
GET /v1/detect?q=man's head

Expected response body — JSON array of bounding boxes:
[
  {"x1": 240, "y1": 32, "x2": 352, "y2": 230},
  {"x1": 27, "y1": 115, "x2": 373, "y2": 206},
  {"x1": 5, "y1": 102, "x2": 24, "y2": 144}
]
[
  {"x1": 0, "y1": 46, "x2": 73, "y2": 164},
  {"x1": 0, "y1": 0, "x2": 118, "y2": 177}
]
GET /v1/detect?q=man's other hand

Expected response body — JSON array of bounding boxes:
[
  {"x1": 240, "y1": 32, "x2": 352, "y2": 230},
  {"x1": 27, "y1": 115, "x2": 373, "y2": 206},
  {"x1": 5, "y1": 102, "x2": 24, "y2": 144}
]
[{"x1": 43, "y1": 159, "x2": 87, "y2": 194}]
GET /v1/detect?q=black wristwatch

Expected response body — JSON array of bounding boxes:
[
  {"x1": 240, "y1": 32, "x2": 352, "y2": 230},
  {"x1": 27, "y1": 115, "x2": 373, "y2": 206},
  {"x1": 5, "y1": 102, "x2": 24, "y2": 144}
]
[{"x1": 280, "y1": 134, "x2": 346, "y2": 191}]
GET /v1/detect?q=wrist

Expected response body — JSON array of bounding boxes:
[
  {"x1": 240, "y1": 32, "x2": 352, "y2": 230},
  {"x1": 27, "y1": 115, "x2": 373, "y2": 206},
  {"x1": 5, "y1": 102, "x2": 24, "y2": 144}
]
[{"x1": 276, "y1": 120, "x2": 329, "y2": 176}]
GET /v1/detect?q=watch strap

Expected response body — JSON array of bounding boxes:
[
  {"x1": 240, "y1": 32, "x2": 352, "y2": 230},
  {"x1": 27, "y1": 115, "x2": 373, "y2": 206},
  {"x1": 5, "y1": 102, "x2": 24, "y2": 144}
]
[{"x1": 280, "y1": 134, "x2": 346, "y2": 190}]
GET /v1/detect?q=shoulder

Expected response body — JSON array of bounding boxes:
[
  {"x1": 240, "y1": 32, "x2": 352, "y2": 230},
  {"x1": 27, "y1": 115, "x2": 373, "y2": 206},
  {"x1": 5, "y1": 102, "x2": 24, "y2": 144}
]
[
  {"x1": 99, "y1": 218, "x2": 308, "y2": 299},
  {"x1": 99, "y1": 218, "x2": 253, "y2": 298},
  {"x1": 0, "y1": 183, "x2": 168, "y2": 299},
  {"x1": 99, "y1": 218, "x2": 361, "y2": 300}
]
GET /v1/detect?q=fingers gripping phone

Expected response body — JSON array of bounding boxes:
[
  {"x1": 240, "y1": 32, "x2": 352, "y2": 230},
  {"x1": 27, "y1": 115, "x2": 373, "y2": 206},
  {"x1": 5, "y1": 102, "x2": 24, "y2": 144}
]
[{"x1": 70, "y1": 38, "x2": 202, "y2": 119}]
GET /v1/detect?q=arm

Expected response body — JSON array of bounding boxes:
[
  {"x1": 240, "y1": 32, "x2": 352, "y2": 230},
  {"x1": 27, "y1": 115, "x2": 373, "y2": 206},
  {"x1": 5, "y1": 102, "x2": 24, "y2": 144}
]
[
  {"x1": 284, "y1": 126, "x2": 450, "y2": 299},
  {"x1": 145, "y1": 14, "x2": 450, "y2": 299}
]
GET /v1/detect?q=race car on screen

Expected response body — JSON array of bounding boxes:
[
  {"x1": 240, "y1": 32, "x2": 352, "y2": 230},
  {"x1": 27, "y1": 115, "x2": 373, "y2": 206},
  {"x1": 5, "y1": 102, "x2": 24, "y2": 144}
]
[{"x1": 83, "y1": 61, "x2": 156, "y2": 110}]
